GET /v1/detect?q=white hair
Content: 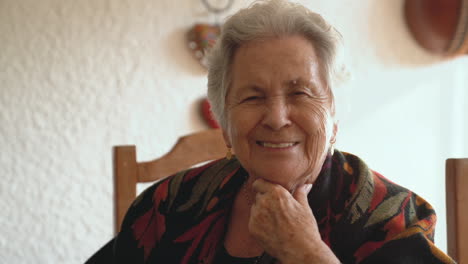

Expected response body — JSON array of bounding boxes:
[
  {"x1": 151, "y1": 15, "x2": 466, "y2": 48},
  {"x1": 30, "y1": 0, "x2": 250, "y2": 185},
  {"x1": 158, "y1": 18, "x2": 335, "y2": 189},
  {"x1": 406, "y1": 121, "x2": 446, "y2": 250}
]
[{"x1": 207, "y1": 0, "x2": 347, "y2": 129}]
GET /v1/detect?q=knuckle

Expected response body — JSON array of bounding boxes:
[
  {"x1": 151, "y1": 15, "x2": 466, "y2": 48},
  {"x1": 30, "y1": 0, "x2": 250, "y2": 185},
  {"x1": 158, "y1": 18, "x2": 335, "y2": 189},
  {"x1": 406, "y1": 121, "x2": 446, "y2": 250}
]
[{"x1": 271, "y1": 185, "x2": 288, "y2": 199}]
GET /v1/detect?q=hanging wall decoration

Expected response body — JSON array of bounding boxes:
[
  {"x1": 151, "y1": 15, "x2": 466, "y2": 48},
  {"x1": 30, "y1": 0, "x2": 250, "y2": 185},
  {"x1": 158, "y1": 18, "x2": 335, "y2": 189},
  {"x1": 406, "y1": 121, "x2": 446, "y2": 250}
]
[
  {"x1": 200, "y1": 98, "x2": 220, "y2": 128},
  {"x1": 404, "y1": 0, "x2": 468, "y2": 57},
  {"x1": 187, "y1": 0, "x2": 234, "y2": 68},
  {"x1": 188, "y1": 0, "x2": 233, "y2": 128},
  {"x1": 187, "y1": 24, "x2": 221, "y2": 68}
]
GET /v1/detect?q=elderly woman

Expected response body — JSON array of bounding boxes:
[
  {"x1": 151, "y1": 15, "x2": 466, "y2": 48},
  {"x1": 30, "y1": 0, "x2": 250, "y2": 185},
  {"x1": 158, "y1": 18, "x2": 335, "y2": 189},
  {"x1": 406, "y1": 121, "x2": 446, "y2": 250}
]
[{"x1": 91, "y1": 0, "x2": 455, "y2": 263}]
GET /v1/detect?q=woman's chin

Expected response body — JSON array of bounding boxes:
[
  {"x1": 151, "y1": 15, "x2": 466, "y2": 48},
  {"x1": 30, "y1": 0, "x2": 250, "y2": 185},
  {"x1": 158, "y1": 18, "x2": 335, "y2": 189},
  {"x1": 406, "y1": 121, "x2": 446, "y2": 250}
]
[{"x1": 248, "y1": 166, "x2": 311, "y2": 191}]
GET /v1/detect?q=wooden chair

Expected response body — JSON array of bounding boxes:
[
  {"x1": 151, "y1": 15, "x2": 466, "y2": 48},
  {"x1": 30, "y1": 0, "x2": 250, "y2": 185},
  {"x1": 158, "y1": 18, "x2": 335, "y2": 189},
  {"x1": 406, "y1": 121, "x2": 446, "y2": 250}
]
[
  {"x1": 113, "y1": 129, "x2": 226, "y2": 233},
  {"x1": 446, "y1": 158, "x2": 468, "y2": 263}
]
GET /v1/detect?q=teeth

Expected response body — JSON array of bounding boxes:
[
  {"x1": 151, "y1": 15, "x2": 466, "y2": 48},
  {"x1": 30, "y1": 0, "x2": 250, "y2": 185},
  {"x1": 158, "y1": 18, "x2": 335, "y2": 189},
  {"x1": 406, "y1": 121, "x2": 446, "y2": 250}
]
[{"x1": 260, "y1": 142, "x2": 295, "y2": 148}]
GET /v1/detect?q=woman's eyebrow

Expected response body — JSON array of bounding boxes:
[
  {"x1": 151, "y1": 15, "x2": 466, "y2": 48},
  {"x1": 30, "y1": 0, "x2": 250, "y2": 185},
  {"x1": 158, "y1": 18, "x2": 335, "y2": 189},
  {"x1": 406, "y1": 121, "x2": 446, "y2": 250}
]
[{"x1": 237, "y1": 85, "x2": 264, "y2": 94}]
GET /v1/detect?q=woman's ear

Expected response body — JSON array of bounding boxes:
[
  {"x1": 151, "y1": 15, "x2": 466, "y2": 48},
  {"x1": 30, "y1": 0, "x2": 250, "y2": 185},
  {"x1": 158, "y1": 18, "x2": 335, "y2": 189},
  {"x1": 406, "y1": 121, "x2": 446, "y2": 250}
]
[
  {"x1": 221, "y1": 128, "x2": 232, "y2": 148},
  {"x1": 331, "y1": 121, "x2": 338, "y2": 143}
]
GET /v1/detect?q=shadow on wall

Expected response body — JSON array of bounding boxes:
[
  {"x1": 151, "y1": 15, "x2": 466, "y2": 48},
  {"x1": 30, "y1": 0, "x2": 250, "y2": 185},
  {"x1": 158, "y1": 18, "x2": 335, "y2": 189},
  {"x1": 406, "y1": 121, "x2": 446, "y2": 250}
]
[
  {"x1": 368, "y1": 0, "x2": 442, "y2": 66},
  {"x1": 189, "y1": 98, "x2": 211, "y2": 130},
  {"x1": 163, "y1": 27, "x2": 208, "y2": 76}
]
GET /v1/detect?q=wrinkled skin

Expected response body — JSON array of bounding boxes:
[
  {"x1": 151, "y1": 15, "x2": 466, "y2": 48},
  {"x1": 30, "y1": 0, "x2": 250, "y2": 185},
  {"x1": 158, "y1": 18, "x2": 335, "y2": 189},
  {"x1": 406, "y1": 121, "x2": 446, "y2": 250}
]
[
  {"x1": 222, "y1": 35, "x2": 339, "y2": 263},
  {"x1": 250, "y1": 179, "x2": 338, "y2": 263}
]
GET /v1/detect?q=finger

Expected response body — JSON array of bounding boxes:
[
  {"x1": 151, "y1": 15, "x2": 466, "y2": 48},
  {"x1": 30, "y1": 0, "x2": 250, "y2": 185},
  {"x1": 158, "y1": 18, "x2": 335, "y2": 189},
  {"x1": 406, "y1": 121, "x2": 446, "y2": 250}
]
[
  {"x1": 251, "y1": 178, "x2": 281, "y2": 194},
  {"x1": 293, "y1": 184, "x2": 312, "y2": 206}
]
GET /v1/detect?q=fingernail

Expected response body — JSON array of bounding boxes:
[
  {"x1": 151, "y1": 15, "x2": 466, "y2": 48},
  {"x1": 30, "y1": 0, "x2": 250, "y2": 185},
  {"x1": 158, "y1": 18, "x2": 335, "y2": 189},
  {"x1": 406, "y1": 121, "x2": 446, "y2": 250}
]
[{"x1": 305, "y1": 184, "x2": 313, "y2": 193}]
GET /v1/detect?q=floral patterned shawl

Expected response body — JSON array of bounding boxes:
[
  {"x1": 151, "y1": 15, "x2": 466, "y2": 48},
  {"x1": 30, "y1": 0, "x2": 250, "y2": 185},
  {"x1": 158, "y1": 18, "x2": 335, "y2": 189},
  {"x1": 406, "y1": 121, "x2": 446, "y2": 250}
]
[{"x1": 111, "y1": 150, "x2": 455, "y2": 264}]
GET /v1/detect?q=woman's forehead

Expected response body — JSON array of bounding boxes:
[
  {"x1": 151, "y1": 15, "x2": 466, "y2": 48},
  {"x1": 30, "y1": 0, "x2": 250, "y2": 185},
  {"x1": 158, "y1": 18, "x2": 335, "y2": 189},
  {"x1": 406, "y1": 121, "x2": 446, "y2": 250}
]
[
  {"x1": 231, "y1": 78, "x2": 322, "y2": 95},
  {"x1": 233, "y1": 36, "x2": 319, "y2": 65},
  {"x1": 229, "y1": 36, "x2": 324, "y2": 93}
]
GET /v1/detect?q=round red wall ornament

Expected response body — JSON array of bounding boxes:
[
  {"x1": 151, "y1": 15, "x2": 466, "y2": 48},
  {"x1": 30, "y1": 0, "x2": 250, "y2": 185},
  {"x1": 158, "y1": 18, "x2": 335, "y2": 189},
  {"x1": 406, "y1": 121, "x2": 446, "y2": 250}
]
[
  {"x1": 405, "y1": 0, "x2": 468, "y2": 57},
  {"x1": 200, "y1": 98, "x2": 220, "y2": 128}
]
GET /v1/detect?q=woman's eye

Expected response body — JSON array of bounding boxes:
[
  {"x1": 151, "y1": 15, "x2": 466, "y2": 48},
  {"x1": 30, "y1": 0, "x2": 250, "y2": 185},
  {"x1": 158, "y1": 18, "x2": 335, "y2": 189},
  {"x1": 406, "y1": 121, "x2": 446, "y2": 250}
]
[
  {"x1": 243, "y1": 96, "x2": 261, "y2": 102},
  {"x1": 293, "y1": 91, "x2": 309, "y2": 97}
]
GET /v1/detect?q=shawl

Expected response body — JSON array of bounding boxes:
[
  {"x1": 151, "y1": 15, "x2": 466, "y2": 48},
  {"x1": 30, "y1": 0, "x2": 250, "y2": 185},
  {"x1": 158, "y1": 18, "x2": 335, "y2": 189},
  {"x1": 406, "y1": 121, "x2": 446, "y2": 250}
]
[{"x1": 111, "y1": 150, "x2": 455, "y2": 264}]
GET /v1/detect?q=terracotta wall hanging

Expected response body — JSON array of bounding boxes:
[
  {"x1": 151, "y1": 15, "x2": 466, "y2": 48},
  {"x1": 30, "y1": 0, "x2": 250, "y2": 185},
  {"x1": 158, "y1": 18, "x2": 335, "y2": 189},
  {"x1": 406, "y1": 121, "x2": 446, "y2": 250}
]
[
  {"x1": 187, "y1": 0, "x2": 233, "y2": 68},
  {"x1": 404, "y1": 0, "x2": 468, "y2": 57},
  {"x1": 187, "y1": 24, "x2": 221, "y2": 68}
]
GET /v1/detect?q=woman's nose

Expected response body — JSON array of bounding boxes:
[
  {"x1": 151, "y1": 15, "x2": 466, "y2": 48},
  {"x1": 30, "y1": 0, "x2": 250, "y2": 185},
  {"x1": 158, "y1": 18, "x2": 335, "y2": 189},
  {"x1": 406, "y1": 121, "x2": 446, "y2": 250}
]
[{"x1": 261, "y1": 98, "x2": 292, "y2": 131}]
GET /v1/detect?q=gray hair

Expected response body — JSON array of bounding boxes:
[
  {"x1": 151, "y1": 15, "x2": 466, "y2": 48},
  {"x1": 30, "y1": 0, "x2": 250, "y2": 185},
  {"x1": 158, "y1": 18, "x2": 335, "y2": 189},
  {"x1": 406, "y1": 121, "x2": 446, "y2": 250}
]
[{"x1": 207, "y1": 0, "x2": 345, "y2": 129}]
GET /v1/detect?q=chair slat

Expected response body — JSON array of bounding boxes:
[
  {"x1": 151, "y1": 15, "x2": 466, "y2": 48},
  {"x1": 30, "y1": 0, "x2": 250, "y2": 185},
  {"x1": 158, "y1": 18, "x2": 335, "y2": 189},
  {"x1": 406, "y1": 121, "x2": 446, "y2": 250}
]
[
  {"x1": 138, "y1": 129, "x2": 225, "y2": 182},
  {"x1": 113, "y1": 129, "x2": 226, "y2": 233},
  {"x1": 114, "y1": 146, "x2": 137, "y2": 233},
  {"x1": 446, "y1": 158, "x2": 468, "y2": 263}
]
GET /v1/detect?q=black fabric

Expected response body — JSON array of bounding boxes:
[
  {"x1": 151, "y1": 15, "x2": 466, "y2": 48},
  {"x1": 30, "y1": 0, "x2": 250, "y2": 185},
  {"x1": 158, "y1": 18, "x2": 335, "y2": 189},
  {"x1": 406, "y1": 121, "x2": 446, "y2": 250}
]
[
  {"x1": 85, "y1": 238, "x2": 115, "y2": 263},
  {"x1": 88, "y1": 152, "x2": 455, "y2": 263},
  {"x1": 212, "y1": 245, "x2": 261, "y2": 264}
]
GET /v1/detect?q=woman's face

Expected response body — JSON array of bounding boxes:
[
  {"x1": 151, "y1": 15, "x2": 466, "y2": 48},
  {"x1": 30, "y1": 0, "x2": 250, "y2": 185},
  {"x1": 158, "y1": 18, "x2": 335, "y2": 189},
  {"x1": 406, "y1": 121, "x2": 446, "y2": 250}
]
[{"x1": 223, "y1": 35, "x2": 337, "y2": 192}]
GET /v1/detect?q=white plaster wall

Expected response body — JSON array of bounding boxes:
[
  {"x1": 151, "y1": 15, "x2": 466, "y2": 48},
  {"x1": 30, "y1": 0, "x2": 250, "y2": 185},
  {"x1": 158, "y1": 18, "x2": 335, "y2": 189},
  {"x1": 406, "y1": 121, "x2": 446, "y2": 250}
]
[{"x1": 0, "y1": 0, "x2": 466, "y2": 262}]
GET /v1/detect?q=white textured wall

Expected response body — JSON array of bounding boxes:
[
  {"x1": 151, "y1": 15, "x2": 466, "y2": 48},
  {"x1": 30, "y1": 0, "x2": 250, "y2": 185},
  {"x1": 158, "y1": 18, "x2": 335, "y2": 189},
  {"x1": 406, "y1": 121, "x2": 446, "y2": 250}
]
[{"x1": 1, "y1": 0, "x2": 466, "y2": 263}]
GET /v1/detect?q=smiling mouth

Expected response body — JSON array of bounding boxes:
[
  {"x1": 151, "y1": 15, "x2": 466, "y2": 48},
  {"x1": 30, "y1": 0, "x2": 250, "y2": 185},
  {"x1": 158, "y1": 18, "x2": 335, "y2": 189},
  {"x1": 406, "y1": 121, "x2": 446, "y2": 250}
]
[{"x1": 256, "y1": 141, "x2": 299, "y2": 148}]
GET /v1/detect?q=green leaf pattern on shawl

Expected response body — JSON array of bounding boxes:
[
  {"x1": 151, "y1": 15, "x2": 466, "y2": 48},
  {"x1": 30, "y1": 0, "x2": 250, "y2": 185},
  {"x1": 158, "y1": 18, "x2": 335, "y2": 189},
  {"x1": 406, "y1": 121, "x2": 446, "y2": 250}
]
[
  {"x1": 348, "y1": 162, "x2": 374, "y2": 224},
  {"x1": 364, "y1": 191, "x2": 408, "y2": 228},
  {"x1": 176, "y1": 159, "x2": 241, "y2": 217}
]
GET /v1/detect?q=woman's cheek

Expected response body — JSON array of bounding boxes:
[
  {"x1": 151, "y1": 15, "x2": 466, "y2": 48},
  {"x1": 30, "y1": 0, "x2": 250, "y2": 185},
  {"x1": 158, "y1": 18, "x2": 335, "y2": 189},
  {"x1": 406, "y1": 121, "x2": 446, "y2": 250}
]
[
  {"x1": 303, "y1": 107, "x2": 330, "y2": 167},
  {"x1": 306, "y1": 131, "x2": 327, "y2": 165},
  {"x1": 227, "y1": 106, "x2": 252, "y2": 150}
]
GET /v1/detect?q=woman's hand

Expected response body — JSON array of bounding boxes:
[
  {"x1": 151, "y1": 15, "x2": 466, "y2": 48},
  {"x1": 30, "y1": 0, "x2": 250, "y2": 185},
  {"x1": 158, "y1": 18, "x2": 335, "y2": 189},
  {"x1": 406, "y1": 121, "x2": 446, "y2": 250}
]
[{"x1": 249, "y1": 178, "x2": 340, "y2": 264}]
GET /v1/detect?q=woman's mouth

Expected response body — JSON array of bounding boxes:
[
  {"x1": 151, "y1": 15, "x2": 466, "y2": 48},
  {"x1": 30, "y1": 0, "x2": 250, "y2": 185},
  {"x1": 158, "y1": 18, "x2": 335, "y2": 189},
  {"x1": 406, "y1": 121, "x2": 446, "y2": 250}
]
[{"x1": 256, "y1": 141, "x2": 299, "y2": 148}]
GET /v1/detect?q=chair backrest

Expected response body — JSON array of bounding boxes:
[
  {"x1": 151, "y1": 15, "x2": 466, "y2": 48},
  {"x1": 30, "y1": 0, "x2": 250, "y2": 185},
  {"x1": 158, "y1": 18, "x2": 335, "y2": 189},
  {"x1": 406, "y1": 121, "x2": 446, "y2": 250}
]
[
  {"x1": 446, "y1": 158, "x2": 468, "y2": 263},
  {"x1": 113, "y1": 129, "x2": 226, "y2": 233}
]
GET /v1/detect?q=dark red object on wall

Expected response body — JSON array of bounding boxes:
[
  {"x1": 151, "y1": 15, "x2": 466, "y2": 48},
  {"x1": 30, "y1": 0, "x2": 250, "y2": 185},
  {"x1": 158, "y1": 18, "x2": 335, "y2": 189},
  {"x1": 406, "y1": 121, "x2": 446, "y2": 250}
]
[
  {"x1": 200, "y1": 98, "x2": 220, "y2": 129},
  {"x1": 404, "y1": 0, "x2": 468, "y2": 57}
]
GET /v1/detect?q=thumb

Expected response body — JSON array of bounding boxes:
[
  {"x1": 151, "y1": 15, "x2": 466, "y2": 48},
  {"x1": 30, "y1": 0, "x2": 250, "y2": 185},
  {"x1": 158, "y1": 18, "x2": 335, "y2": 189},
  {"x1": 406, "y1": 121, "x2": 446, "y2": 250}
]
[{"x1": 293, "y1": 184, "x2": 312, "y2": 205}]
